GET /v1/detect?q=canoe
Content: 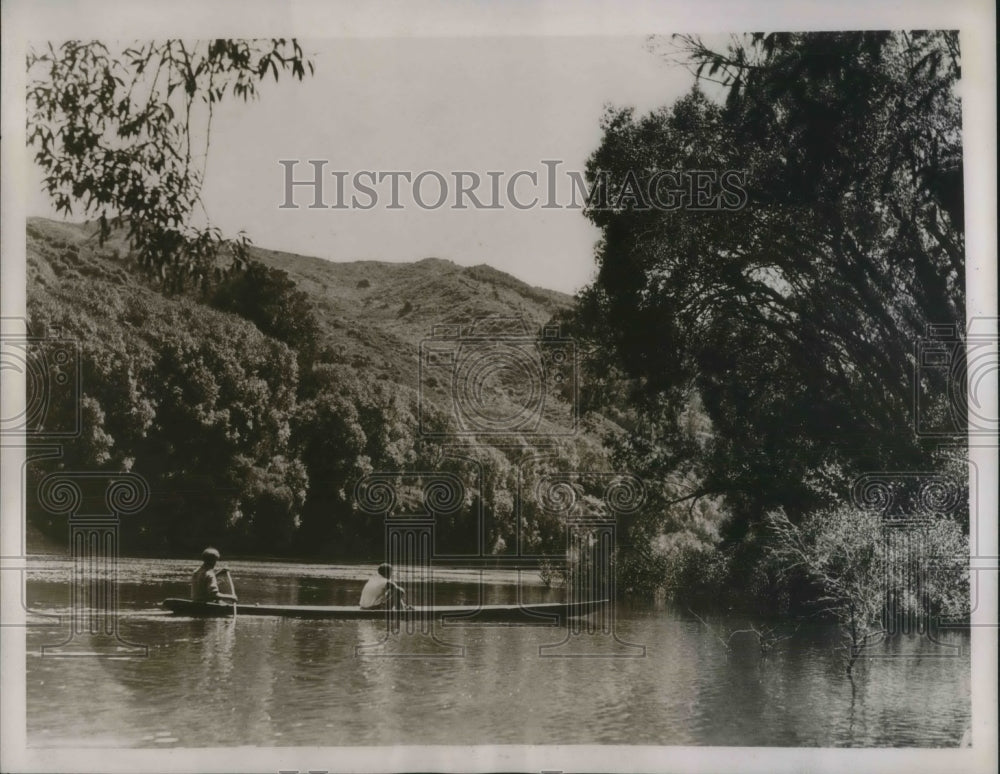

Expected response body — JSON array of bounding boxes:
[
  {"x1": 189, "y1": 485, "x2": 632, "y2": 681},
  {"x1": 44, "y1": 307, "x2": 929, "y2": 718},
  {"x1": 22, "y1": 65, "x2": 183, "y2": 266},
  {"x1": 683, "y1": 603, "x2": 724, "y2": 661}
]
[{"x1": 162, "y1": 597, "x2": 605, "y2": 622}]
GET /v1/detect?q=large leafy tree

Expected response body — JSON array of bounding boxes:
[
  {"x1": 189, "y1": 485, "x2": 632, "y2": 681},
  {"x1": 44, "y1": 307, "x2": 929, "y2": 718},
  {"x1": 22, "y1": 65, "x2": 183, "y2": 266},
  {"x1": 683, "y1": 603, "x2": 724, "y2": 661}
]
[
  {"x1": 27, "y1": 39, "x2": 314, "y2": 289},
  {"x1": 573, "y1": 32, "x2": 964, "y2": 539},
  {"x1": 208, "y1": 259, "x2": 322, "y2": 382}
]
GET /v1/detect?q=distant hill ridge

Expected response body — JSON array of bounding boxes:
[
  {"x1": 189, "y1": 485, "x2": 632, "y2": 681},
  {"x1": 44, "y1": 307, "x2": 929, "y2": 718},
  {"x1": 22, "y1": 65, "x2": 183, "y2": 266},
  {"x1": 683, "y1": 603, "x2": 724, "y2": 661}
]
[{"x1": 27, "y1": 217, "x2": 575, "y2": 389}]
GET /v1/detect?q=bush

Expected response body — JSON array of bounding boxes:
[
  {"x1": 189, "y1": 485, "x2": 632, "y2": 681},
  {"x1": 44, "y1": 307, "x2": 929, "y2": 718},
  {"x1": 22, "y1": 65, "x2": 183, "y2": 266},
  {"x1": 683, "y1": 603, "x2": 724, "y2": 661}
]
[{"x1": 767, "y1": 504, "x2": 969, "y2": 672}]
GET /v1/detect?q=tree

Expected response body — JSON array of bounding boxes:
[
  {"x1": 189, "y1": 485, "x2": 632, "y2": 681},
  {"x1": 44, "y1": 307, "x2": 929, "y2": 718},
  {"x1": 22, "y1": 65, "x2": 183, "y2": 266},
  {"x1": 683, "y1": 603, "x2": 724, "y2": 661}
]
[
  {"x1": 140, "y1": 311, "x2": 301, "y2": 549},
  {"x1": 27, "y1": 39, "x2": 314, "y2": 289},
  {"x1": 233, "y1": 455, "x2": 308, "y2": 552},
  {"x1": 291, "y1": 369, "x2": 375, "y2": 557},
  {"x1": 209, "y1": 259, "x2": 321, "y2": 377},
  {"x1": 766, "y1": 504, "x2": 968, "y2": 674},
  {"x1": 571, "y1": 32, "x2": 965, "y2": 538}
]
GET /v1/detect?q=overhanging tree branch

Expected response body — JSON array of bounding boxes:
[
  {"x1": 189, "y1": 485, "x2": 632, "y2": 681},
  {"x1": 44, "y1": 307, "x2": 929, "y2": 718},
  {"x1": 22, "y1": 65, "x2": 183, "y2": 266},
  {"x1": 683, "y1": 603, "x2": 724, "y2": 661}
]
[{"x1": 27, "y1": 38, "x2": 315, "y2": 290}]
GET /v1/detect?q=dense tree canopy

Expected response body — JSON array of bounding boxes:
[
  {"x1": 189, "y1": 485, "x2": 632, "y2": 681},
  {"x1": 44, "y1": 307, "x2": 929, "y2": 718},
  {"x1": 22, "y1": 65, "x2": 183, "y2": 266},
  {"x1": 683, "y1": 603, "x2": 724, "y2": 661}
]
[{"x1": 572, "y1": 32, "x2": 965, "y2": 543}]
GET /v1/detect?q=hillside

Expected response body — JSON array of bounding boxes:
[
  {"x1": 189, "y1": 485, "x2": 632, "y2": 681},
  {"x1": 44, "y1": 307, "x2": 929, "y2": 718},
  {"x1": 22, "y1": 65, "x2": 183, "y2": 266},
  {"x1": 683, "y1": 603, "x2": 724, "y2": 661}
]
[
  {"x1": 28, "y1": 218, "x2": 574, "y2": 391},
  {"x1": 249, "y1": 246, "x2": 571, "y2": 391},
  {"x1": 24, "y1": 217, "x2": 617, "y2": 559}
]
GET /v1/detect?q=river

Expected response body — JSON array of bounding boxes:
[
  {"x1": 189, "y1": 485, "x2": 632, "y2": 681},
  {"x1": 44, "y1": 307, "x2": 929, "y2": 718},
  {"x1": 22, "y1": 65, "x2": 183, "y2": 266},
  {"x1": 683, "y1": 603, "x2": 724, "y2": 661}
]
[{"x1": 23, "y1": 556, "x2": 970, "y2": 747}]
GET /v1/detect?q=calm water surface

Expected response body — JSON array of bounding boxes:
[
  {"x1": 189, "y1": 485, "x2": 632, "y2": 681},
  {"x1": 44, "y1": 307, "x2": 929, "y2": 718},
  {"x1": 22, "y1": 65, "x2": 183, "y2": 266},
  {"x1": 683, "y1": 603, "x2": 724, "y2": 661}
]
[{"x1": 24, "y1": 557, "x2": 970, "y2": 747}]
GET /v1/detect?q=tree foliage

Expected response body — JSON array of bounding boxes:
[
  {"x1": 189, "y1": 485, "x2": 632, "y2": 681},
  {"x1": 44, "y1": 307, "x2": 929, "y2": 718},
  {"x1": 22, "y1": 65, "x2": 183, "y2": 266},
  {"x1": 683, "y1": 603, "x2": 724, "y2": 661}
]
[
  {"x1": 209, "y1": 259, "x2": 321, "y2": 372},
  {"x1": 572, "y1": 32, "x2": 965, "y2": 542},
  {"x1": 27, "y1": 39, "x2": 314, "y2": 289},
  {"x1": 767, "y1": 504, "x2": 968, "y2": 672}
]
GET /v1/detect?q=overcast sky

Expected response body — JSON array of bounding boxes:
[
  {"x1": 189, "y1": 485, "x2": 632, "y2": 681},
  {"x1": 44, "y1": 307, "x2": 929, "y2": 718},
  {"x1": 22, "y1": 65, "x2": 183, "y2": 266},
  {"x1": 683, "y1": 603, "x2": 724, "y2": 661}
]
[{"x1": 29, "y1": 37, "x2": 698, "y2": 295}]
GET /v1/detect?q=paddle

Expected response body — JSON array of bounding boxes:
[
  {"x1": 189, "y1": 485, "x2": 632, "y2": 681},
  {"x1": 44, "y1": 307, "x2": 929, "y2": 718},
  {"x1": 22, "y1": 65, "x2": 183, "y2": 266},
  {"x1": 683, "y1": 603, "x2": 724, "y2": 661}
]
[
  {"x1": 389, "y1": 577, "x2": 412, "y2": 611},
  {"x1": 220, "y1": 568, "x2": 237, "y2": 619}
]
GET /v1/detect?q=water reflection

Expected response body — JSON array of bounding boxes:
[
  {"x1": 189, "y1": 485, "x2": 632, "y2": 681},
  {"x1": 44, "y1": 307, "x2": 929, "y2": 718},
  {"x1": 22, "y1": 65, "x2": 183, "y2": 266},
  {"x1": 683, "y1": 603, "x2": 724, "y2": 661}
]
[{"x1": 25, "y1": 557, "x2": 970, "y2": 747}]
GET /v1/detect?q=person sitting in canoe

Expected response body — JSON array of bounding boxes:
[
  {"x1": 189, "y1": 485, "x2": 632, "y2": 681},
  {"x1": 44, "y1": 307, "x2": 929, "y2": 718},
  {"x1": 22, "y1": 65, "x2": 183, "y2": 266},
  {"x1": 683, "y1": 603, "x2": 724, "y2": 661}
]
[
  {"x1": 359, "y1": 563, "x2": 411, "y2": 610},
  {"x1": 192, "y1": 547, "x2": 238, "y2": 604}
]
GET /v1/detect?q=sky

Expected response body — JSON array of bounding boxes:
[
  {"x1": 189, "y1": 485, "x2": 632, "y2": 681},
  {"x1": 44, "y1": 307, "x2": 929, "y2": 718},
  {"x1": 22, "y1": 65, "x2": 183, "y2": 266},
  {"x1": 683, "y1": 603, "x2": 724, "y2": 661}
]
[{"x1": 28, "y1": 37, "x2": 698, "y2": 295}]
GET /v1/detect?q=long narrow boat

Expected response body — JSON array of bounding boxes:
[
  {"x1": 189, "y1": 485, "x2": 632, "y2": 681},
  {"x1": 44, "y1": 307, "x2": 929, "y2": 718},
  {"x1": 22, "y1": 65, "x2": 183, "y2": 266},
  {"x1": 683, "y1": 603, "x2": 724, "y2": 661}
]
[{"x1": 162, "y1": 597, "x2": 605, "y2": 622}]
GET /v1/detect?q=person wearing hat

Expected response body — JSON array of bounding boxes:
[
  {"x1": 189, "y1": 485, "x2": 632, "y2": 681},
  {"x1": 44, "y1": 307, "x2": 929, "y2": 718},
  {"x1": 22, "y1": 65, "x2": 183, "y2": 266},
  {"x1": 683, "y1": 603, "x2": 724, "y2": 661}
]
[
  {"x1": 191, "y1": 547, "x2": 238, "y2": 603},
  {"x1": 359, "y1": 563, "x2": 410, "y2": 610}
]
